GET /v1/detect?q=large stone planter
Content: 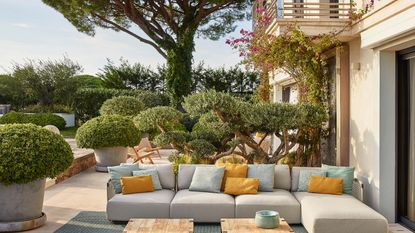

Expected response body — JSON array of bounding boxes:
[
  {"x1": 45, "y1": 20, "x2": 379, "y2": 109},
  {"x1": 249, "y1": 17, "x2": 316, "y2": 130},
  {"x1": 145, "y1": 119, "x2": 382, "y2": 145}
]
[
  {"x1": 0, "y1": 179, "x2": 47, "y2": 232},
  {"x1": 94, "y1": 147, "x2": 128, "y2": 172}
]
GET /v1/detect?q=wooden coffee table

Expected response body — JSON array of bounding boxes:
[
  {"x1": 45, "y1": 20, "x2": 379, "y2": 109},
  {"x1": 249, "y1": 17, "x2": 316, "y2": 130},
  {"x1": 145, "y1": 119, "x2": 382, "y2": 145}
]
[
  {"x1": 123, "y1": 218, "x2": 194, "y2": 233},
  {"x1": 221, "y1": 218, "x2": 294, "y2": 233}
]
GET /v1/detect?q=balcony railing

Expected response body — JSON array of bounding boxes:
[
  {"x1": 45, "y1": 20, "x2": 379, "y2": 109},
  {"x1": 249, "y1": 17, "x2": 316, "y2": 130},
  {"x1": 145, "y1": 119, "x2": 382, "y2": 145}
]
[{"x1": 255, "y1": 0, "x2": 353, "y2": 22}]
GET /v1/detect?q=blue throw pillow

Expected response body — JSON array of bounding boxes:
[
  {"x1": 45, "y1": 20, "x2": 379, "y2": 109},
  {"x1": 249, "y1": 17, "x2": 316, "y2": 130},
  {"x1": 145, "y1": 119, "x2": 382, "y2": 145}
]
[
  {"x1": 189, "y1": 166, "x2": 225, "y2": 193},
  {"x1": 322, "y1": 164, "x2": 355, "y2": 194},
  {"x1": 108, "y1": 163, "x2": 140, "y2": 193},
  {"x1": 133, "y1": 169, "x2": 162, "y2": 190},
  {"x1": 297, "y1": 170, "x2": 326, "y2": 192},
  {"x1": 247, "y1": 164, "x2": 275, "y2": 192}
]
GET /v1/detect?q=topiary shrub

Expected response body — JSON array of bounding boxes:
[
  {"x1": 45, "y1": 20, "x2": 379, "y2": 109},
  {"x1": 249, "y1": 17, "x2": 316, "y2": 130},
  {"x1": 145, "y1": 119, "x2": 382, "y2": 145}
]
[
  {"x1": 0, "y1": 112, "x2": 66, "y2": 130},
  {"x1": 76, "y1": 115, "x2": 140, "y2": 149},
  {"x1": 0, "y1": 124, "x2": 73, "y2": 185},
  {"x1": 133, "y1": 106, "x2": 183, "y2": 133},
  {"x1": 99, "y1": 96, "x2": 145, "y2": 117},
  {"x1": 72, "y1": 88, "x2": 170, "y2": 122}
]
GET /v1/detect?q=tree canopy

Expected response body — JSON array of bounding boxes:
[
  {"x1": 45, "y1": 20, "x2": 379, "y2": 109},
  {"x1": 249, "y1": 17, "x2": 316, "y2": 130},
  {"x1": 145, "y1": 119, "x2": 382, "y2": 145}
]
[{"x1": 43, "y1": 0, "x2": 252, "y2": 104}]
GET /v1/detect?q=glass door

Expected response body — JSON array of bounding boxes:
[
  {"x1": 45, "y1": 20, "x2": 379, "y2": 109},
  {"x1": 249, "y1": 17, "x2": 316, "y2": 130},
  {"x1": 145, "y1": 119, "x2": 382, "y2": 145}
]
[{"x1": 397, "y1": 47, "x2": 415, "y2": 231}]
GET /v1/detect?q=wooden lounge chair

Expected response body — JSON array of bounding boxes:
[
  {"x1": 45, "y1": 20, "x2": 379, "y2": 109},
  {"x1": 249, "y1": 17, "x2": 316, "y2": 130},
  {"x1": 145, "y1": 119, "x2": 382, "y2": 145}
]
[
  {"x1": 136, "y1": 137, "x2": 162, "y2": 159},
  {"x1": 128, "y1": 147, "x2": 154, "y2": 164}
]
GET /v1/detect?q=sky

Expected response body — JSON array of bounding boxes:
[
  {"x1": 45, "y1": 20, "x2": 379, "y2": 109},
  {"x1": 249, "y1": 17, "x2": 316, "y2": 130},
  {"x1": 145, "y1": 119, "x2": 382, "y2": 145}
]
[{"x1": 0, "y1": 0, "x2": 251, "y2": 75}]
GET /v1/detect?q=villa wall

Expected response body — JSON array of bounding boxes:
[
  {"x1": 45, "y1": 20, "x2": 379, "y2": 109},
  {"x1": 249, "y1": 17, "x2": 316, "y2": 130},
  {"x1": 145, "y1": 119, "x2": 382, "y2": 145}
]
[
  {"x1": 348, "y1": 3, "x2": 415, "y2": 222},
  {"x1": 348, "y1": 38, "x2": 381, "y2": 214}
]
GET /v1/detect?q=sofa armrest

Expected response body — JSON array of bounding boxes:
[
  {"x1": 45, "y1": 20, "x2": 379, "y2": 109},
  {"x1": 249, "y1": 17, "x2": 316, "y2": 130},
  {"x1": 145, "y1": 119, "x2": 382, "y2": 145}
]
[
  {"x1": 107, "y1": 179, "x2": 116, "y2": 201},
  {"x1": 352, "y1": 178, "x2": 364, "y2": 202}
]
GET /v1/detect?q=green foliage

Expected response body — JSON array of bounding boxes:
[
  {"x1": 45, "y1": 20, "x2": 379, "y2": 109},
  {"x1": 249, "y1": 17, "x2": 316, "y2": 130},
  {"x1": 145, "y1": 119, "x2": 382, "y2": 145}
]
[
  {"x1": 0, "y1": 124, "x2": 73, "y2": 185},
  {"x1": 133, "y1": 106, "x2": 183, "y2": 133},
  {"x1": 72, "y1": 74, "x2": 103, "y2": 88},
  {"x1": 182, "y1": 90, "x2": 326, "y2": 164},
  {"x1": 168, "y1": 153, "x2": 192, "y2": 175},
  {"x1": 192, "y1": 65, "x2": 259, "y2": 95},
  {"x1": 76, "y1": 115, "x2": 140, "y2": 149},
  {"x1": 133, "y1": 90, "x2": 325, "y2": 164},
  {"x1": 154, "y1": 131, "x2": 190, "y2": 149},
  {"x1": 22, "y1": 104, "x2": 72, "y2": 114},
  {"x1": 0, "y1": 74, "x2": 34, "y2": 109},
  {"x1": 98, "y1": 59, "x2": 163, "y2": 90},
  {"x1": 73, "y1": 88, "x2": 170, "y2": 123},
  {"x1": 12, "y1": 57, "x2": 83, "y2": 106},
  {"x1": 99, "y1": 96, "x2": 145, "y2": 118},
  {"x1": 187, "y1": 139, "x2": 216, "y2": 159},
  {"x1": 0, "y1": 112, "x2": 66, "y2": 130}
]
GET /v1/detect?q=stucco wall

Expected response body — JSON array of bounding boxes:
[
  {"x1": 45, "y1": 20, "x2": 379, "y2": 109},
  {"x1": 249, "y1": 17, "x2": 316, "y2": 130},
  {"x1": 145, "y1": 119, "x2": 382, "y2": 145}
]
[{"x1": 349, "y1": 38, "x2": 381, "y2": 212}]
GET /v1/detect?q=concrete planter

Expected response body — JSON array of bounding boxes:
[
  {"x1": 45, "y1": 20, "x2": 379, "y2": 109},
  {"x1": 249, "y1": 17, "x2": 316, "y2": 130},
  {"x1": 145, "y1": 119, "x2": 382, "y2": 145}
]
[
  {"x1": 53, "y1": 113, "x2": 75, "y2": 128},
  {"x1": 0, "y1": 179, "x2": 47, "y2": 232},
  {"x1": 94, "y1": 147, "x2": 128, "y2": 172}
]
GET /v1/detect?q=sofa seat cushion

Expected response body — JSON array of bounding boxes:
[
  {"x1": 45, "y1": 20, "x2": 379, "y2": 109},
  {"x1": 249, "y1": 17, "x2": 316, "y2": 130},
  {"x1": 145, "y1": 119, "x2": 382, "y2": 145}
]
[
  {"x1": 107, "y1": 189, "x2": 175, "y2": 221},
  {"x1": 293, "y1": 192, "x2": 388, "y2": 233},
  {"x1": 170, "y1": 189, "x2": 234, "y2": 222},
  {"x1": 235, "y1": 189, "x2": 301, "y2": 224}
]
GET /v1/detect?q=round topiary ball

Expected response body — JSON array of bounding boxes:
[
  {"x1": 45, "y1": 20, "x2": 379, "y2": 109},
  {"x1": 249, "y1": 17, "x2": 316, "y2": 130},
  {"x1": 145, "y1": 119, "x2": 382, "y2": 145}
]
[
  {"x1": 76, "y1": 115, "x2": 141, "y2": 149},
  {"x1": 99, "y1": 96, "x2": 145, "y2": 117},
  {"x1": 0, "y1": 124, "x2": 73, "y2": 185}
]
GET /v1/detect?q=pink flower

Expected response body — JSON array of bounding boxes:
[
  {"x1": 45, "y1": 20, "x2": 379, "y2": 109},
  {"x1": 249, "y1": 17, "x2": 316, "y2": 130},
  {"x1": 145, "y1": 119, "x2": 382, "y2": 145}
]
[
  {"x1": 225, "y1": 39, "x2": 231, "y2": 44},
  {"x1": 240, "y1": 29, "x2": 245, "y2": 34}
]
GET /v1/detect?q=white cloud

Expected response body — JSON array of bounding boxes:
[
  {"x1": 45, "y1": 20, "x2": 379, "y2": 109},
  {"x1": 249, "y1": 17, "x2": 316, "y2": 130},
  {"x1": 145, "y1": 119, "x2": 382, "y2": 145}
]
[{"x1": 12, "y1": 23, "x2": 31, "y2": 28}]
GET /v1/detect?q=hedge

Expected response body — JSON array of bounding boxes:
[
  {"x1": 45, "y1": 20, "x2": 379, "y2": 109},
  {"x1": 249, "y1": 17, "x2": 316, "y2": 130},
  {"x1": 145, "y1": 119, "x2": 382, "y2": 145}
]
[
  {"x1": 0, "y1": 112, "x2": 66, "y2": 130},
  {"x1": 72, "y1": 88, "x2": 170, "y2": 122},
  {"x1": 0, "y1": 124, "x2": 73, "y2": 185}
]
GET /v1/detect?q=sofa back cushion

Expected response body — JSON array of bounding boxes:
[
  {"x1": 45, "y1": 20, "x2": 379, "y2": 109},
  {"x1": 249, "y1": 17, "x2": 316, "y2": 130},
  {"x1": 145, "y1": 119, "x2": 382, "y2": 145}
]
[
  {"x1": 140, "y1": 164, "x2": 175, "y2": 190},
  {"x1": 178, "y1": 164, "x2": 212, "y2": 190},
  {"x1": 274, "y1": 164, "x2": 291, "y2": 190},
  {"x1": 178, "y1": 164, "x2": 292, "y2": 191},
  {"x1": 189, "y1": 166, "x2": 225, "y2": 193},
  {"x1": 291, "y1": 167, "x2": 322, "y2": 191}
]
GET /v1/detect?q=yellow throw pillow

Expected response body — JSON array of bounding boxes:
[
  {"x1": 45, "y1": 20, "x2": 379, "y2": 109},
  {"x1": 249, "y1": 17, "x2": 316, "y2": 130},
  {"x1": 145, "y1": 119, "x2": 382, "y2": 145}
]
[
  {"x1": 224, "y1": 177, "x2": 259, "y2": 195},
  {"x1": 218, "y1": 163, "x2": 248, "y2": 191},
  {"x1": 120, "y1": 175, "x2": 154, "y2": 195},
  {"x1": 308, "y1": 176, "x2": 343, "y2": 195}
]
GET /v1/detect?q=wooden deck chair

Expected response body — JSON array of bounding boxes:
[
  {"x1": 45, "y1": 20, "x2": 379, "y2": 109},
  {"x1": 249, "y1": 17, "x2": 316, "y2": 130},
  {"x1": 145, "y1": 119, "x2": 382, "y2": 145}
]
[
  {"x1": 128, "y1": 147, "x2": 154, "y2": 164},
  {"x1": 136, "y1": 137, "x2": 162, "y2": 159}
]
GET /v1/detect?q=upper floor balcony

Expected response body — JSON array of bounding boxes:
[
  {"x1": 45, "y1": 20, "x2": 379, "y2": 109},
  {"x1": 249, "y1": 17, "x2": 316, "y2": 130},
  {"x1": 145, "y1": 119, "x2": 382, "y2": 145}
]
[{"x1": 254, "y1": 0, "x2": 354, "y2": 39}]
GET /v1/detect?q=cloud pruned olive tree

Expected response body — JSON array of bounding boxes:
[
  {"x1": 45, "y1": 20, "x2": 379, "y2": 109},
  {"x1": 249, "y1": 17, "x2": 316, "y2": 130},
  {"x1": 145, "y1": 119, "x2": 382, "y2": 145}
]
[
  {"x1": 134, "y1": 90, "x2": 326, "y2": 165},
  {"x1": 43, "y1": 0, "x2": 251, "y2": 105}
]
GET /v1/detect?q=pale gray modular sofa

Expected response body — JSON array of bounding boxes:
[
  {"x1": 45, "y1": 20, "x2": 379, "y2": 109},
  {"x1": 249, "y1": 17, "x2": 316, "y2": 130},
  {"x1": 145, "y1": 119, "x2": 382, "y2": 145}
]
[{"x1": 106, "y1": 164, "x2": 388, "y2": 233}]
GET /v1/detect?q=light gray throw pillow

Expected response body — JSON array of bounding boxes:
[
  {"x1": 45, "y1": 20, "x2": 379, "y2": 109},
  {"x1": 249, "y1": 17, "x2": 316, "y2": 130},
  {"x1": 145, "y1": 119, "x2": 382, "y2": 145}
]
[
  {"x1": 189, "y1": 166, "x2": 225, "y2": 193},
  {"x1": 248, "y1": 164, "x2": 275, "y2": 192},
  {"x1": 297, "y1": 170, "x2": 326, "y2": 192},
  {"x1": 133, "y1": 169, "x2": 162, "y2": 190},
  {"x1": 108, "y1": 163, "x2": 140, "y2": 193}
]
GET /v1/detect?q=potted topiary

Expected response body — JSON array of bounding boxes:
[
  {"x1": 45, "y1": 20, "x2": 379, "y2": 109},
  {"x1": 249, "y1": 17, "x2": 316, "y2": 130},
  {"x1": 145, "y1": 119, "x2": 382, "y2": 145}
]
[
  {"x1": 0, "y1": 124, "x2": 73, "y2": 232},
  {"x1": 76, "y1": 115, "x2": 141, "y2": 172}
]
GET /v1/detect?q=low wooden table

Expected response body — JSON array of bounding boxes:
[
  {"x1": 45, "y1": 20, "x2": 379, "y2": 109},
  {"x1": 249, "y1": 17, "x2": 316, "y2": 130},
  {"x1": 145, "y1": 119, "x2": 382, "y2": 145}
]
[
  {"x1": 221, "y1": 218, "x2": 294, "y2": 233},
  {"x1": 124, "y1": 219, "x2": 194, "y2": 233}
]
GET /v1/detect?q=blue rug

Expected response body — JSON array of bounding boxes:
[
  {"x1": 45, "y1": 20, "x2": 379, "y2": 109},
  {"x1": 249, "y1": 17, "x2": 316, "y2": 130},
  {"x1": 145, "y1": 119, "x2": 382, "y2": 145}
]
[{"x1": 54, "y1": 211, "x2": 307, "y2": 233}]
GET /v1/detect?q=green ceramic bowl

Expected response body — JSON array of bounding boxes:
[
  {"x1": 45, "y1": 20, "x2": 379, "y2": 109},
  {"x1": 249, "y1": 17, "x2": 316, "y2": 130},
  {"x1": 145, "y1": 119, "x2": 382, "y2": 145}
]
[{"x1": 255, "y1": 210, "x2": 280, "y2": 229}]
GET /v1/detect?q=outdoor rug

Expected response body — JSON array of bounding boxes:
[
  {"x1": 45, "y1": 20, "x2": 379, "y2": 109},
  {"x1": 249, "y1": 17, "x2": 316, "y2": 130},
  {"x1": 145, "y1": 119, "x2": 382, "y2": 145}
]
[{"x1": 54, "y1": 211, "x2": 308, "y2": 233}]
